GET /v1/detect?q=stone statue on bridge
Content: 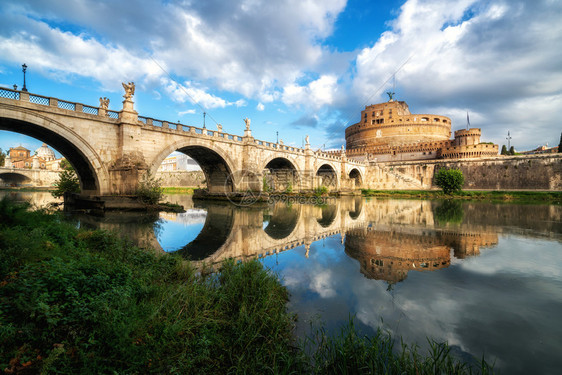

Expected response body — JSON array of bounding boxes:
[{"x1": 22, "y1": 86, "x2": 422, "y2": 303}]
[
  {"x1": 122, "y1": 82, "x2": 135, "y2": 100},
  {"x1": 99, "y1": 97, "x2": 109, "y2": 110},
  {"x1": 305, "y1": 135, "x2": 310, "y2": 145},
  {"x1": 243, "y1": 117, "x2": 251, "y2": 130},
  {"x1": 217, "y1": 124, "x2": 223, "y2": 133}
]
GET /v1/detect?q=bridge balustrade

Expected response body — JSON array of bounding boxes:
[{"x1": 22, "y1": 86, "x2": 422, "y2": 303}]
[{"x1": 0, "y1": 88, "x2": 20, "y2": 100}]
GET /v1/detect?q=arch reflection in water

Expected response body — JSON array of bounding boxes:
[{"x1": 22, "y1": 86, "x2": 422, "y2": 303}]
[
  {"x1": 263, "y1": 203, "x2": 300, "y2": 239},
  {"x1": 173, "y1": 202, "x2": 235, "y2": 260}
]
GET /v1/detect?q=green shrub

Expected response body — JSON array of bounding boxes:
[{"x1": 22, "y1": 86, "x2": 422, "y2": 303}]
[
  {"x1": 314, "y1": 185, "x2": 328, "y2": 196},
  {"x1": 135, "y1": 172, "x2": 163, "y2": 204},
  {"x1": 434, "y1": 168, "x2": 464, "y2": 194}
]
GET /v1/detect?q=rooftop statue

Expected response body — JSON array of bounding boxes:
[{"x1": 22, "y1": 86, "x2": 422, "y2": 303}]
[
  {"x1": 243, "y1": 117, "x2": 251, "y2": 130},
  {"x1": 122, "y1": 82, "x2": 135, "y2": 100}
]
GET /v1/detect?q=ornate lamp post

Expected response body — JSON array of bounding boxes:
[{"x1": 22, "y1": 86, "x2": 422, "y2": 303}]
[
  {"x1": 21, "y1": 64, "x2": 28, "y2": 92},
  {"x1": 203, "y1": 112, "x2": 206, "y2": 129},
  {"x1": 13, "y1": 84, "x2": 17, "y2": 91}
]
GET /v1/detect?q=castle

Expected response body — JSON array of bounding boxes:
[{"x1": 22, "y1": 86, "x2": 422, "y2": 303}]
[{"x1": 344, "y1": 98, "x2": 498, "y2": 161}]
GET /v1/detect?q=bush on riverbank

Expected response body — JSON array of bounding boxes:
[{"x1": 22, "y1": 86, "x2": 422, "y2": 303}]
[{"x1": 0, "y1": 198, "x2": 494, "y2": 374}]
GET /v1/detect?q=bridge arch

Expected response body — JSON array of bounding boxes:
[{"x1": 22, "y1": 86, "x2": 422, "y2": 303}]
[
  {"x1": 348, "y1": 168, "x2": 363, "y2": 189},
  {"x1": 0, "y1": 172, "x2": 31, "y2": 187},
  {"x1": 149, "y1": 139, "x2": 238, "y2": 193},
  {"x1": 316, "y1": 163, "x2": 338, "y2": 190},
  {"x1": 262, "y1": 157, "x2": 300, "y2": 192},
  {"x1": 0, "y1": 106, "x2": 108, "y2": 195}
]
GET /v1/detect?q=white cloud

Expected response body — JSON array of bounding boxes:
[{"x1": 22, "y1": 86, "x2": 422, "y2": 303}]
[
  {"x1": 256, "y1": 102, "x2": 265, "y2": 111},
  {"x1": 282, "y1": 74, "x2": 339, "y2": 110},
  {"x1": 350, "y1": 0, "x2": 562, "y2": 149},
  {"x1": 0, "y1": 0, "x2": 347, "y2": 103},
  {"x1": 163, "y1": 79, "x2": 229, "y2": 109},
  {"x1": 178, "y1": 109, "x2": 196, "y2": 116}
]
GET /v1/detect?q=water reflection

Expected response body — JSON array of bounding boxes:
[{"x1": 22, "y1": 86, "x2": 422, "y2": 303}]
[
  {"x1": 4, "y1": 191, "x2": 562, "y2": 373},
  {"x1": 0, "y1": 190, "x2": 62, "y2": 207}
]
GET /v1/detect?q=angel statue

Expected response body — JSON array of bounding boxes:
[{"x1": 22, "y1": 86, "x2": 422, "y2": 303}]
[
  {"x1": 305, "y1": 135, "x2": 310, "y2": 145},
  {"x1": 122, "y1": 82, "x2": 135, "y2": 99},
  {"x1": 243, "y1": 117, "x2": 251, "y2": 130},
  {"x1": 99, "y1": 97, "x2": 109, "y2": 110}
]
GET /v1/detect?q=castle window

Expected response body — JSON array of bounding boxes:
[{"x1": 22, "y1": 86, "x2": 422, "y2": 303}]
[
  {"x1": 443, "y1": 119, "x2": 447, "y2": 123},
  {"x1": 434, "y1": 118, "x2": 439, "y2": 122},
  {"x1": 421, "y1": 117, "x2": 429, "y2": 122}
]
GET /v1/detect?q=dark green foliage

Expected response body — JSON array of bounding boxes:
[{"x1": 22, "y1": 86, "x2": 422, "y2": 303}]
[
  {"x1": 434, "y1": 168, "x2": 465, "y2": 194},
  {"x1": 500, "y1": 145, "x2": 508, "y2": 155},
  {"x1": 509, "y1": 146, "x2": 515, "y2": 155},
  {"x1": 0, "y1": 199, "x2": 494, "y2": 374},
  {"x1": 51, "y1": 159, "x2": 80, "y2": 198},
  {"x1": 0, "y1": 148, "x2": 5, "y2": 167},
  {"x1": 314, "y1": 185, "x2": 329, "y2": 196},
  {"x1": 558, "y1": 132, "x2": 562, "y2": 153},
  {"x1": 136, "y1": 172, "x2": 163, "y2": 205},
  {"x1": 434, "y1": 200, "x2": 464, "y2": 224}
]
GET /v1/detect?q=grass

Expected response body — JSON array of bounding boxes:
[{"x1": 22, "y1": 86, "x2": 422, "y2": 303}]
[
  {"x1": 0, "y1": 198, "x2": 495, "y2": 374},
  {"x1": 362, "y1": 189, "x2": 562, "y2": 204},
  {"x1": 162, "y1": 186, "x2": 197, "y2": 194}
]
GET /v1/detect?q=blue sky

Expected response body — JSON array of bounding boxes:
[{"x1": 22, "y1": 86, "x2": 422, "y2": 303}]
[{"x1": 1, "y1": 0, "x2": 561, "y2": 159}]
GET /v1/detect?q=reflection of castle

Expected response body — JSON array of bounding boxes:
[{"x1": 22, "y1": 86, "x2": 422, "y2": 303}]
[
  {"x1": 345, "y1": 227, "x2": 498, "y2": 283},
  {"x1": 4, "y1": 144, "x2": 63, "y2": 170},
  {"x1": 343, "y1": 99, "x2": 499, "y2": 162}
]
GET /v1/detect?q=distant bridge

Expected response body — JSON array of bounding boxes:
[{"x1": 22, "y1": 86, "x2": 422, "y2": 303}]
[
  {"x1": 0, "y1": 87, "x2": 366, "y2": 197},
  {"x1": 0, "y1": 166, "x2": 59, "y2": 188}
]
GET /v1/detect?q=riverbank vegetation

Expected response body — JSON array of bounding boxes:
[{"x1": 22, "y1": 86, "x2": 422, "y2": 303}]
[
  {"x1": 0, "y1": 198, "x2": 494, "y2": 374},
  {"x1": 162, "y1": 186, "x2": 197, "y2": 194},
  {"x1": 362, "y1": 189, "x2": 562, "y2": 204}
]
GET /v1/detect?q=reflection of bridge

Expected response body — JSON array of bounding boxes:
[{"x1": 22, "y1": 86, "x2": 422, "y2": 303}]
[
  {"x1": 186, "y1": 197, "x2": 367, "y2": 267},
  {"x1": 0, "y1": 87, "x2": 365, "y2": 197},
  {"x1": 0, "y1": 166, "x2": 59, "y2": 187}
]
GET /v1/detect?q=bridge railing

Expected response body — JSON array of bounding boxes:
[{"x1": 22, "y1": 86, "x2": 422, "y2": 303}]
[
  {"x1": 0, "y1": 87, "x2": 122, "y2": 119},
  {"x1": 137, "y1": 115, "x2": 246, "y2": 142}
]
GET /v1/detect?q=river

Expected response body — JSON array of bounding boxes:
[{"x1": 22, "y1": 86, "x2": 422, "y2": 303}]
[{"x1": 2, "y1": 190, "x2": 562, "y2": 374}]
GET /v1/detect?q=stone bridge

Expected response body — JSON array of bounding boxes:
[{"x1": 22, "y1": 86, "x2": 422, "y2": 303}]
[
  {"x1": 0, "y1": 166, "x2": 59, "y2": 188},
  {"x1": 0, "y1": 87, "x2": 366, "y2": 197}
]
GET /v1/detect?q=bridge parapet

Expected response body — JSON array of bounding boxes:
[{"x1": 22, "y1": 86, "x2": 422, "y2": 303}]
[{"x1": 0, "y1": 87, "x2": 120, "y2": 119}]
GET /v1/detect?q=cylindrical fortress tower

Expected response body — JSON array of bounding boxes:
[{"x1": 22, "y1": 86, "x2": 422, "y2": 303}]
[{"x1": 345, "y1": 100, "x2": 452, "y2": 150}]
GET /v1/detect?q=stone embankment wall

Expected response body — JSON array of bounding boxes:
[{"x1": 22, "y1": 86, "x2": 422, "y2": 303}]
[
  {"x1": 364, "y1": 154, "x2": 562, "y2": 191},
  {"x1": 155, "y1": 170, "x2": 205, "y2": 188}
]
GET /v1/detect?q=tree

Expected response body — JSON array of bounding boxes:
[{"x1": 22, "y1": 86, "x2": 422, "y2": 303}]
[
  {"x1": 558, "y1": 132, "x2": 562, "y2": 153},
  {"x1": 0, "y1": 148, "x2": 5, "y2": 167},
  {"x1": 500, "y1": 145, "x2": 508, "y2": 155},
  {"x1": 51, "y1": 159, "x2": 80, "y2": 198},
  {"x1": 434, "y1": 168, "x2": 464, "y2": 194},
  {"x1": 509, "y1": 146, "x2": 515, "y2": 155}
]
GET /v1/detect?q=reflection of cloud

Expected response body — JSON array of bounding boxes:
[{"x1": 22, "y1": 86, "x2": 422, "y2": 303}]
[
  {"x1": 310, "y1": 270, "x2": 336, "y2": 298},
  {"x1": 459, "y1": 237, "x2": 562, "y2": 279}
]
